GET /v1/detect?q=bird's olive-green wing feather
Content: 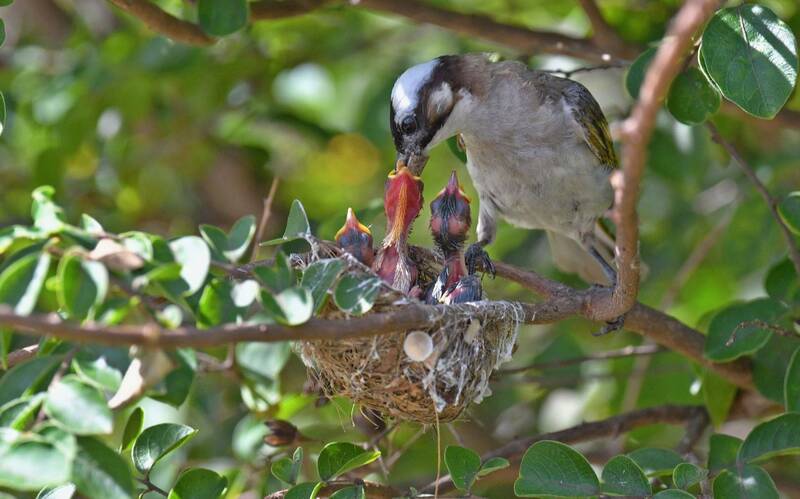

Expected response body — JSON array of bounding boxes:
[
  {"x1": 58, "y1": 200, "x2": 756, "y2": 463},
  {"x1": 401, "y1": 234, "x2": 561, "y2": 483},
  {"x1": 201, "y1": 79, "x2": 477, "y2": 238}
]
[{"x1": 563, "y1": 82, "x2": 618, "y2": 169}]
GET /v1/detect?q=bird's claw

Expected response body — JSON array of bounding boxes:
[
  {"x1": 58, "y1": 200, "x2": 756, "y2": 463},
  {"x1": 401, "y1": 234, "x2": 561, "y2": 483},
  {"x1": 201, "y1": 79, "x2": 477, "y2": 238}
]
[
  {"x1": 593, "y1": 313, "x2": 626, "y2": 336},
  {"x1": 465, "y1": 243, "x2": 495, "y2": 277}
]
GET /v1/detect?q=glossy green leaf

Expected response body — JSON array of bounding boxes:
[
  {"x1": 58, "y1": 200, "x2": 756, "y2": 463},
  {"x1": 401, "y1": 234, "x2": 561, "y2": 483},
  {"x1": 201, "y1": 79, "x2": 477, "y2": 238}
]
[
  {"x1": 200, "y1": 215, "x2": 256, "y2": 262},
  {"x1": 0, "y1": 393, "x2": 45, "y2": 430},
  {"x1": 197, "y1": 278, "x2": 238, "y2": 328},
  {"x1": 254, "y1": 252, "x2": 296, "y2": 293},
  {"x1": 477, "y1": 456, "x2": 510, "y2": 477},
  {"x1": 0, "y1": 91, "x2": 5, "y2": 137},
  {"x1": 72, "y1": 354, "x2": 122, "y2": 392},
  {"x1": 232, "y1": 279, "x2": 259, "y2": 308},
  {"x1": 0, "y1": 19, "x2": 5, "y2": 47},
  {"x1": 0, "y1": 355, "x2": 62, "y2": 406},
  {"x1": 0, "y1": 433, "x2": 71, "y2": 491},
  {"x1": 765, "y1": 258, "x2": 799, "y2": 302},
  {"x1": 514, "y1": 440, "x2": 599, "y2": 497},
  {"x1": 738, "y1": 412, "x2": 800, "y2": 463},
  {"x1": 301, "y1": 258, "x2": 346, "y2": 312},
  {"x1": 272, "y1": 447, "x2": 303, "y2": 486},
  {"x1": 132, "y1": 423, "x2": 198, "y2": 473},
  {"x1": 625, "y1": 47, "x2": 657, "y2": 99},
  {"x1": 673, "y1": 462, "x2": 707, "y2": 490},
  {"x1": 198, "y1": 0, "x2": 248, "y2": 37},
  {"x1": 235, "y1": 341, "x2": 291, "y2": 381},
  {"x1": 31, "y1": 186, "x2": 66, "y2": 233},
  {"x1": 44, "y1": 375, "x2": 113, "y2": 435},
  {"x1": 168, "y1": 468, "x2": 227, "y2": 499},
  {"x1": 317, "y1": 442, "x2": 380, "y2": 482},
  {"x1": 261, "y1": 286, "x2": 313, "y2": 326},
  {"x1": 57, "y1": 254, "x2": 108, "y2": 321},
  {"x1": 167, "y1": 236, "x2": 210, "y2": 296},
  {"x1": 285, "y1": 482, "x2": 322, "y2": 499},
  {"x1": 753, "y1": 334, "x2": 797, "y2": 402},
  {"x1": 446, "y1": 135, "x2": 467, "y2": 163},
  {"x1": 627, "y1": 448, "x2": 684, "y2": 477},
  {"x1": 72, "y1": 436, "x2": 134, "y2": 499},
  {"x1": 666, "y1": 67, "x2": 721, "y2": 125},
  {"x1": 713, "y1": 464, "x2": 778, "y2": 499},
  {"x1": 0, "y1": 252, "x2": 51, "y2": 315},
  {"x1": 120, "y1": 407, "x2": 144, "y2": 452},
  {"x1": 702, "y1": 369, "x2": 737, "y2": 427},
  {"x1": 263, "y1": 200, "x2": 311, "y2": 246},
  {"x1": 653, "y1": 490, "x2": 695, "y2": 498},
  {"x1": 778, "y1": 192, "x2": 800, "y2": 235},
  {"x1": 708, "y1": 433, "x2": 743, "y2": 472},
  {"x1": 700, "y1": 5, "x2": 798, "y2": 119},
  {"x1": 37, "y1": 483, "x2": 77, "y2": 499},
  {"x1": 704, "y1": 298, "x2": 786, "y2": 361},
  {"x1": 156, "y1": 304, "x2": 183, "y2": 329},
  {"x1": 444, "y1": 445, "x2": 481, "y2": 492},
  {"x1": 785, "y1": 347, "x2": 800, "y2": 412},
  {"x1": 333, "y1": 274, "x2": 381, "y2": 315},
  {"x1": 601, "y1": 454, "x2": 650, "y2": 496},
  {"x1": 329, "y1": 485, "x2": 364, "y2": 499}
]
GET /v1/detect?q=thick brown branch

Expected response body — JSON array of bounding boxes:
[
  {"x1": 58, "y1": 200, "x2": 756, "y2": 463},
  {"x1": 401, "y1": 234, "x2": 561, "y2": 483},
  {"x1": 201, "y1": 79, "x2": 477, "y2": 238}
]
[
  {"x1": 427, "y1": 405, "x2": 709, "y2": 493},
  {"x1": 576, "y1": 0, "x2": 636, "y2": 58},
  {"x1": 597, "y1": 0, "x2": 721, "y2": 322},
  {"x1": 106, "y1": 0, "x2": 214, "y2": 45},
  {"x1": 707, "y1": 122, "x2": 800, "y2": 277},
  {"x1": 5, "y1": 344, "x2": 40, "y2": 370}
]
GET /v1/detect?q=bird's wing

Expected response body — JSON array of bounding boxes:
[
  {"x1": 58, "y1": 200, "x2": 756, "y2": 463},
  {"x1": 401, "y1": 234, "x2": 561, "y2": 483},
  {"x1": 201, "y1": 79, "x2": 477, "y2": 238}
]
[{"x1": 561, "y1": 81, "x2": 618, "y2": 169}]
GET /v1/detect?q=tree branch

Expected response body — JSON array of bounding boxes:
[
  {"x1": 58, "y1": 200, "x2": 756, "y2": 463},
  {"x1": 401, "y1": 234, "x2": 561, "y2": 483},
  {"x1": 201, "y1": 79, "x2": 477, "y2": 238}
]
[
  {"x1": 5, "y1": 344, "x2": 40, "y2": 370},
  {"x1": 250, "y1": 0, "x2": 330, "y2": 20},
  {"x1": 576, "y1": 0, "x2": 635, "y2": 58},
  {"x1": 265, "y1": 480, "x2": 397, "y2": 499},
  {"x1": 106, "y1": 0, "x2": 214, "y2": 45},
  {"x1": 707, "y1": 122, "x2": 800, "y2": 277},
  {"x1": 496, "y1": 344, "x2": 664, "y2": 375},
  {"x1": 426, "y1": 405, "x2": 709, "y2": 493}
]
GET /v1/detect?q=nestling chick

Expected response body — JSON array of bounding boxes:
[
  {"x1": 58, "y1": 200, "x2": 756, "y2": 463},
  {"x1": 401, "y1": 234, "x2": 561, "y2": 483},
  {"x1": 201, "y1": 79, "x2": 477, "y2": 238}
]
[
  {"x1": 429, "y1": 170, "x2": 482, "y2": 304},
  {"x1": 335, "y1": 208, "x2": 374, "y2": 267},
  {"x1": 373, "y1": 166, "x2": 424, "y2": 293},
  {"x1": 389, "y1": 54, "x2": 618, "y2": 287}
]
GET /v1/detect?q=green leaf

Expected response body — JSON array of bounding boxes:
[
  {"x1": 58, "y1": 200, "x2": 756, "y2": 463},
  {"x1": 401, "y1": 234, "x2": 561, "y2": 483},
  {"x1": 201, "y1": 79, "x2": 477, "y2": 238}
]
[
  {"x1": 0, "y1": 226, "x2": 45, "y2": 256},
  {"x1": 150, "y1": 349, "x2": 196, "y2": 407},
  {"x1": 263, "y1": 200, "x2": 311, "y2": 246},
  {"x1": 72, "y1": 354, "x2": 122, "y2": 392},
  {"x1": 444, "y1": 445, "x2": 481, "y2": 492},
  {"x1": 156, "y1": 304, "x2": 183, "y2": 329},
  {"x1": 333, "y1": 274, "x2": 381, "y2": 315},
  {"x1": 514, "y1": 440, "x2": 599, "y2": 497},
  {"x1": 80, "y1": 214, "x2": 103, "y2": 235},
  {"x1": 236, "y1": 341, "x2": 291, "y2": 381},
  {"x1": 627, "y1": 448, "x2": 684, "y2": 477},
  {"x1": 708, "y1": 433, "x2": 743, "y2": 472},
  {"x1": 272, "y1": 447, "x2": 303, "y2": 486},
  {"x1": 738, "y1": 412, "x2": 800, "y2": 463},
  {"x1": 785, "y1": 347, "x2": 800, "y2": 412},
  {"x1": 72, "y1": 436, "x2": 134, "y2": 499},
  {"x1": 704, "y1": 298, "x2": 786, "y2": 361},
  {"x1": 666, "y1": 67, "x2": 721, "y2": 125},
  {"x1": 0, "y1": 91, "x2": 5, "y2": 137},
  {"x1": 653, "y1": 490, "x2": 695, "y2": 498},
  {"x1": 37, "y1": 483, "x2": 77, "y2": 499},
  {"x1": 197, "y1": 278, "x2": 239, "y2": 328},
  {"x1": 120, "y1": 407, "x2": 144, "y2": 452},
  {"x1": 316, "y1": 442, "x2": 380, "y2": 482},
  {"x1": 625, "y1": 47, "x2": 657, "y2": 99},
  {"x1": 601, "y1": 454, "x2": 650, "y2": 496},
  {"x1": 673, "y1": 462, "x2": 707, "y2": 490},
  {"x1": 261, "y1": 286, "x2": 314, "y2": 326},
  {"x1": 167, "y1": 236, "x2": 211, "y2": 296},
  {"x1": 712, "y1": 464, "x2": 778, "y2": 499},
  {"x1": 168, "y1": 468, "x2": 227, "y2": 499},
  {"x1": 0, "y1": 251, "x2": 50, "y2": 315},
  {"x1": 765, "y1": 258, "x2": 799, "y2": 303},
  {"x1": 446, "y1": 135, "x2": 467, "y2": 163},
  {"x1": 329, "y1": 485, "x2": 365, "y2": 499},
  {"x1": 198, "y1": 0, "x2": 248, "y2": 36},
  {"x1": 200, "y1": 215, "x2": 256, "y2": 263},
  {"x1": 132, "y1": 423, "x2": 198, "y2": 474},
  {"x1": 0, "y1": 18, "x2": 4, "y2": 47},
  {"x1": 778, "y1": 192, "x2": 800, "y2": 235},
  {"x1": 0, "y1": 355, "x2": 62, "y2": 406},
  {"x1": 701, "y1": 369, "x2": 737, "y2": 427},
  {"x1": 477, "y1": 456, "x2": 510, "y2": 477},
  {"x1": 57, "y1": 254, "x2": 108, "y2": 321},
  {"x1": 700, "y1": 5, "x2": 798, "y2": 119},
  {"x1": 753, "y1": 334, "x2": 797, "y2": 402},
  {"x1": 0, "y1": 393, "x2": 45, "y2": 430},
  {"x1": 254, "y1": 252, "x2": 296, "y2": 293},
  {"x1": 31, "y1": 186, "x2": 66, "y2": 233},
  {"x1": 44, "y1": 375, "x2": 113, "y2": 435},
  {"x1": 285, "y1": 482, "x2": 322, "y2": 499},
  {"x1": 0, "y1": 432, "x2": 72, "y2": 491},
  {"x1": 301, "y1": 258, "x2": 346, "y2": 312}
]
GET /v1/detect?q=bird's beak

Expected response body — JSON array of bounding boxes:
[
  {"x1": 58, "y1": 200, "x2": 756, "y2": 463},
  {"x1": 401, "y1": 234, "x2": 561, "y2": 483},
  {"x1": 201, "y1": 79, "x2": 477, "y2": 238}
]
[
  {"x1": 396, "y1": 152, "x2": 429, "y2": 176},
  {"x1": 385, "y1": 166, "x2": 423, "y2": 243},
  {"x1": 440, "y1": 170, "x2": 471, "y2": 203},
  {"x1": 335, "y1": 207, "x2": 371, "y2": 242}
]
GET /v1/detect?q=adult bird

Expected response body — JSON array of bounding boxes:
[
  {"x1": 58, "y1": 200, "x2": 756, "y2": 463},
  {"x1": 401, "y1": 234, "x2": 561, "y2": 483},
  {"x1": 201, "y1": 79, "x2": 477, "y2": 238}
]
[{"x1": 389, "y1": 53, "x2": 619, "y2": 288}]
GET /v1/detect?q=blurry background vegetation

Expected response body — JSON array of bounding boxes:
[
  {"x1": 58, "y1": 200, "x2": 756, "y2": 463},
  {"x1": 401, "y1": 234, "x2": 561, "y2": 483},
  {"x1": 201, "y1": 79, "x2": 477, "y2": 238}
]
[{"x1": 1, "y1": 0, "x2": 800, "y2": 496}]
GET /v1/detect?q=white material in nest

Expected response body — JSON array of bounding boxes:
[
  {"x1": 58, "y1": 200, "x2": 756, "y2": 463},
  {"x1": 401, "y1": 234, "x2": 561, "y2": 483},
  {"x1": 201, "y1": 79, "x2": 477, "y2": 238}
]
[{"x1": 404, "y1": 331, "x2": 434, "y2": 362}]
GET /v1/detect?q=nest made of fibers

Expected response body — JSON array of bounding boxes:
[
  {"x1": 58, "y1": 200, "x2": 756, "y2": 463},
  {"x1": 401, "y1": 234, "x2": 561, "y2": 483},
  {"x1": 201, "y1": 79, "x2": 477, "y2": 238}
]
[{"x1": 294, "y1": 242, "x2": 523, "y2": 424}]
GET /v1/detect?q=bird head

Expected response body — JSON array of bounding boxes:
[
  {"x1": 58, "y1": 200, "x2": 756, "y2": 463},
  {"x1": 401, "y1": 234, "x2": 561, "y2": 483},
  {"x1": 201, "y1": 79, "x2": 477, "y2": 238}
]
[
  {"x1": 335, "y1": 208, "x2": 374, "y2": 266},
  {"x1": 390, "y1": 55, "x2": 484, "y2": 175},
  {"x1": 382, "y1": 165, "x2": 424, "y2": 246},
  {"x1": 430, "y1": 170, "x2": 471, "y2": 252}
]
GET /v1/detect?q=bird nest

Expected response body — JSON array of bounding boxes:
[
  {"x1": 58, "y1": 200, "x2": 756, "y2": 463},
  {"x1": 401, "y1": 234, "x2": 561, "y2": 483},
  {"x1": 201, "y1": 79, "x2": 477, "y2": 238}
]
[{"x1": 293, "y1": 244, "x2": 522, "y2": 424}]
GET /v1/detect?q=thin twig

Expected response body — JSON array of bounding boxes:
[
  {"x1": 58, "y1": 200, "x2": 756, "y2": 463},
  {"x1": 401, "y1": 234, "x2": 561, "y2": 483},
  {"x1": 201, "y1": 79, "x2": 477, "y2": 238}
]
[
  {"x1": 707, "y1": 122, "x2": 800, "y2": 277},
  {"x1": 725, "y1": 319, "x2": 798, "y2": 347},
  {"x1": 496, "y1": 344, "x2": 664, "y2": 375},
  {"x1": 251, "y1": 177, "x2": 280, "y2": 262},
  {"x1": 540, "y1": 63, "x2": 625, "y2": 78},
  {"x1": 106, "y1": 0, "x2": 213, "y2": 45},
  {"x1": 5, "y1": 344, "x2": 39, "y2": 370},
  {"x1": 137, "y1": 477, "x2": 168, "y2": 497}
]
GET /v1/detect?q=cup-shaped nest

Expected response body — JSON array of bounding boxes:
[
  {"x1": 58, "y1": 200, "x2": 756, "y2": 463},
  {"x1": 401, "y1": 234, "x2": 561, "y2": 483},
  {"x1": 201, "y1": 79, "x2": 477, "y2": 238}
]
[{"x1": 295, "y1": 250, "x2": 522, "y2": 424}]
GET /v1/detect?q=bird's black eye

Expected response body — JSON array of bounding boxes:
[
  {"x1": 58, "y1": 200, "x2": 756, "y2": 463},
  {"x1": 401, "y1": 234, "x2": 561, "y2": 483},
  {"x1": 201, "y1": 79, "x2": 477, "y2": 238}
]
[{"x1": 400, "y1": 115, "x2": 417, "y2": 134}]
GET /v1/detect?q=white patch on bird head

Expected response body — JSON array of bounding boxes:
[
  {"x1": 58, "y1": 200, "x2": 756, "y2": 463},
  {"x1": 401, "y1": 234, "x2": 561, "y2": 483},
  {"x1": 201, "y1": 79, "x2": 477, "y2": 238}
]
[
  {"x1": 427, "y1": 81, "x2": 453, "y2": 119},
  {"x1": 426, "y1": 88, "x2": 475, "y2": 151},
  {"x1": 391, "y1": 59, "x2": 440, "y2": 122}
]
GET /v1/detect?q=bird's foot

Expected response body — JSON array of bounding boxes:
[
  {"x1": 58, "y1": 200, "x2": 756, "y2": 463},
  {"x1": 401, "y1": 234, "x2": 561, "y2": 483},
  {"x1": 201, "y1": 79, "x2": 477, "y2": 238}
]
[
  {"x1": 593, "y1": 313, "x2": 627, "y2": 336},
  {"x1": 465, "y1": 243, "x2": 495, "y2": 277}
]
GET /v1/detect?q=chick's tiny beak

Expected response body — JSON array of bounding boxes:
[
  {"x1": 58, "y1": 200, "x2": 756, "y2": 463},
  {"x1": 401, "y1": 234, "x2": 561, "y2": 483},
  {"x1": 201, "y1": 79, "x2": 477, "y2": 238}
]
[{"x1": 335, "y1": 207, "x2": 371, "y2": 242}]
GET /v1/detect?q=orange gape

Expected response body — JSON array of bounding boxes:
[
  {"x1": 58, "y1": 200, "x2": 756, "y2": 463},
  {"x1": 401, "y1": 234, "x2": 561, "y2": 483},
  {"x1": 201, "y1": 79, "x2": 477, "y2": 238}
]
[{"x1": 373, "y1": 166, "x2": 424, "y2": 293}]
